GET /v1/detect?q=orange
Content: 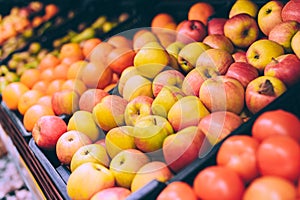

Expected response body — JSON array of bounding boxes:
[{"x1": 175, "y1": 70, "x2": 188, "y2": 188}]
[
  {"x1": 40, "y1": 68, "x2": 56, "y2": 82},
  {"x1": 188, "y1": 2, "x2": 215, "y2": 25},
  {"x1": 32, "y1": 80, "x2": 50, "y2": 94},
  {"x1": 17, "y1": 90, "x2": 44, "y2": 115},
  {"x1": 23, "y1": 104, "x2": 54, "y2": 132},
  {"x1": 46, "y1": 79, "x2": 65, "y2": 96},
  {"x1": 60, "y1": 43, "x2": 84, "y2": 60},
  {"x1": 2, "y1": 82, "x2": 29, "y2": 110},
  {"x1": 67, "y1": 60, "x2": 87, "y2": 80},
  {"x1": 38, "y1": 53, "x2": 60, "y2": 71},
  {"x1": 36, "y1": 95, "x2": 52, "y2": 108},
  {"x1": 61, "y1": 79, "x2": 87, "y2": 95},
  {"x1": 151, "y1": 13, "x2": 175, "y2": 28},
  {"x1": 20, "y1": 68, "x2": 41, "y2": 89},
  {"x1": 53, "y1": 63, "x2": 69, "y2": 80},
  {"x1": 81, "y1": 38, "x2": 102, "y2": 58}
]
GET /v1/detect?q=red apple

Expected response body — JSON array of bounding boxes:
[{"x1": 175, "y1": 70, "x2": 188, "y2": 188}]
[
  {"x1": 32, "y1": 115, "x2": 67, "y2": 150},
  {"x1": 152, "y1": 69, "x2": 185, "y2": 97},
  {"x1": 79, "y1": 88, "x2": 109, "y2": 112},
  {"x1": 56, "y1": 130, "x2": 93, "y2": 165},
  {"x1": 232, "y1": 51, "x2": 247, "y2": 62},
  {"x1": 198, "y1": 111, "x2": 243, "y2": 145},
  {"x1": 268, "y1": 20, "x2": 300, "y2": 52},
  {"x1": 264, "y1": 54, "x2": 300, "y2": 87},
  {"x1": 52, "y1": 90, "x2": 80, "y2": 116},
  {"x1": 226, "y1": 62, "x2": 259, "y2": 88},
  {"x1": 281, "y1": 0, "x2": 300, "y2": 23},
  {"x1": 181, "y1": 67, "x2": 219, "y2": 96},
  {"x1": 224, "y1": 13, "x2": 259, "y2": 48},
  {"x1": 90, "y1": 187, "x2": 131, "y2": 200},
  {"x1": 207, "y1": 18, "x2": 227, "y2": 35},
  {"x1": 176, "y1": 20, "x2": 207, "y2": 44},
  {"x1": 163, "y1": 126, "x2": 206, "y2": 173},
  {"x1": 245, "y1": 76, "x2": 287, "y2": 114},
  {"x1": 199, "y1": 76, "x2": 245, "y2": 114},
  {"x1": 203, "y1": 34, "x2": 235, "y2": 54}
]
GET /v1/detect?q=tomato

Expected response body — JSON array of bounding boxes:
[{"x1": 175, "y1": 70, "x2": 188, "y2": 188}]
[
  {"x1": 157, "y1": 181, "x2": 198, "y2": 200},
  {"x1": 243, "y1": 176, "x2": 297, "y2": 200},
  {"x1": 193, "y1": 166, "x2": 245, "y2": 200},
  {"x1": 252, "y1": 109, "x2": 300, "y2": 143},
  {"x1": 257, "y1": 135, "x2": 300, "y2": 182},
  {"x1": 216, "y1": 135, "x2": 260, "y2": 183}
]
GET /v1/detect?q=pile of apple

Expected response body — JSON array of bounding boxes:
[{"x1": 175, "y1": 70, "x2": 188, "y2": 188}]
[{"x1": 2, "y1": 0, "x2": 300, "y2": 199}]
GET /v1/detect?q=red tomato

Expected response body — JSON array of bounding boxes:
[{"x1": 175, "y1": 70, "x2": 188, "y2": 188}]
[
  {"x1": 252, "y1": 109, "x2": 300, "y2": 143},
  {"x1": 193, "y1": 166, "x2": 245, "y2": 200},
  {"x1": 216, "y1": 135, "x2": 260, "y2": 183},
  {"x1": 257, "y1": 135, "x2": 300, "y2": 182},
  {"x1": 243, "y1": 176, "x2": 297, "y2": 200},
  {"x1": 157, "y1": 181, "x2": 198, "y2": 200}
]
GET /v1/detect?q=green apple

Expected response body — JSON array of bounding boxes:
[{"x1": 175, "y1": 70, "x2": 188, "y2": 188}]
[
  {"x1": 109, "y1": 149, "x2": 150, "y2": 189},
  {"x1": 67, "y1": 110, "x2": 104, "y2": 142},
  {"x1": 151, "y1": 85, "x2": 185, "y2": 118},
  {"x1": 105, "y1": 126, "x2": 136, "y2": 159},
  {"x1": 133, "y1": 115, "x2": 174, "y2": 153},
  {"x1": 67, "y1": 162, "x2": 115, "y2": 200},
  {"x1": 70, "y1": 143, "x2": 110, "y2": 172}
]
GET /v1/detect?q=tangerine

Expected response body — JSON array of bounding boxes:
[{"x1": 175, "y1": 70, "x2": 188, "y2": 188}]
[
  {"x1": 20, "y1": 68, "x2": 41, "y2": 89},
  {"x1": 188, "y1": 2, "x2": 215, "y2": 25},
  {"x1": 2, "y1": 82, "x2": 29, "y2": 110},
  {"x1": 18, "y1": 90, "x2": 44, "y2": 115}
]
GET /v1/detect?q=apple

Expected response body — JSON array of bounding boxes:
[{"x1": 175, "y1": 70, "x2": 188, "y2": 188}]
[
  {"x1": 163, "y1": 126, "x2": 206, "y2": 173},
  {"x1": 67, "y1": 162, "x2": 115, "y2": 200},
  {"x1": 70, "y1": 143, "x2": 110, "y2": 172},
  {"x1": 90, "y1": 187, "x2": 131, "y2": 200},
  {"x1": 268, "y1": 20, "x2": 300, "y2": 53},
  {"x1": 291, "y1": 30, "x2": 300, "y2": 59},
  {"x1": 257, "y1": 0, "x2": 284, "y2": 36},
  {"x1": 207, "y1": 18, "x2": 227, "y2": 35},
  {"x1": 203, "y1": 34, "x2": 234, "y2": 54},
  {"x1": 264, "y1": 54, "x2": 300, "y2": 87},
  {"x1": 107, "y1": 35, "x2": 133, "y2": 49},
  {"x1": 105, "y1": 126, "x2": 136, "y2": 159},
  {"x1": 245, "y1": 76, "x2": 287, "y2": 114},
  {"x1": 246, "y1": 39, "x2": 285, "y2": 72},
  {"x1": 67, "y1": 110, "x2": 104, "y2": 142},
  {"x1": 176, "y1": 20, "x2": 207, "y2": 44},
  {"x1": 109, "y1": 149, "x2": 150, "y2": 189},
  {"x1": 199, "y1": 76, "x2": 245, "y2": 114},
  {"x1": 107, "y1": 47, "x2": 136, "y2": 75},
  {"x1": 56, "y1": 130, "x2": 93, "y2": 165},
  {"x1": 78, "y1": 88, "x2": 109, "y2": 112},
  {"x1": 228, "y1": 0, "x2": 258, "y2": 18},
  {"x1": 131, "y1": 161, "x2": 173, "y2": 192},
  {"x1": 132, "y1": 30, "x2": 159, "y2": 52},
  {"x1": 151, "y1": 85, "x2": 185, "y2": 118},
  {"x1": 122, "y1": 74, "x2": 153, "y2": 101},
  {"x1": 281, "y1": 0, "x2": 300, "y2": 23},
  {"x1": 124, "y1": 95, "x2": 153, "y2": 126},
  {"x1": 232, "y1": 50, "x2": 247, "y2": 62},
  {"x1": 152, "y1": 69, "x2": 185, "y2": 97},
  {"x1": 198, "y1": 111, "x2": 243, "y2": 145},
  {"x1": 154, "y1": 27, "x2": 177, "y2": 49},
  {"x1": 89, "y1": 41, "x2": 114, "y2": 66},
  {"x1": 133, "y1": 115, "x2": 173, "y2": 153},
  {"x1": 177, "y1": 42, "x2": 210, "y2": 74},
  {"x1": 117, "y1": 66, "x2": 140, "y2": 96},
  {"x1": 226, "y1": 62, "x2": 259, "y2": 88},
  {"x1": 168, "y1": 96, "x2": 210, "y2": 132},
  {"x1": 32, "y1": 115, "x2": 67, "y2": 150},
  {"x1": 196, "y1": 48, "x2": 234, "y2": 75},
  {"x1": 182, "y1": 67, "x2": 219, "y2": 96},
  {"x1": 94, "y1": 138, "x2": 106, "y2": 147},
  {"x1": 51, "y1": 90, "x2": 80, "y2": 116},
  {"x1": 92, "y1": 95, "x2": 128, "y2": 132},
  {"x1": 224, "y1": 13, "x2": 259, "y2": 48}
]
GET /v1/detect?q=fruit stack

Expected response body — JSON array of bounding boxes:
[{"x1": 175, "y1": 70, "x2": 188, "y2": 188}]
[{"x1": 0, "y1": 0, "x2": 299, "y2": 199}]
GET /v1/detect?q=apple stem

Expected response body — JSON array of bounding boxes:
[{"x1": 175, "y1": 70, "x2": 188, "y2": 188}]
[
  {"x1": 258, "y1": 79, "x2": 275, "y2": 96},
  {"x1": 153, "y1": 117, "x2": 157, "y2": 125},
  {"x1": 271, "y1": 57, "x2": 279, "y2": 64}
]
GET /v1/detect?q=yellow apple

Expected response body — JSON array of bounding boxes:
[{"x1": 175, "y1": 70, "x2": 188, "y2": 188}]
[
  {"x1": 229, "y1": 0, "x2": 258, "y2": 18},
  {"x1": 291, "y1": 31, "x2": 300, "y2": 59},
  {"x1": 70, "y1": 143, "x2": 110, "y2": 172},
  {"x1": 67, "y1": 162, "x2": 115, "y2": 200},
  {"x1": 105, "y1": 126, "x2": 136, "y2": 159},
  {"x1": 67, "y1": 110, "x2": 104, "y2": 142},
  {"x1": 122, "y1": 75, "x2": 153, "y2": 101},
  {"x1": 117, "y1": 66, "x2": 139, "y2": 96}
]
